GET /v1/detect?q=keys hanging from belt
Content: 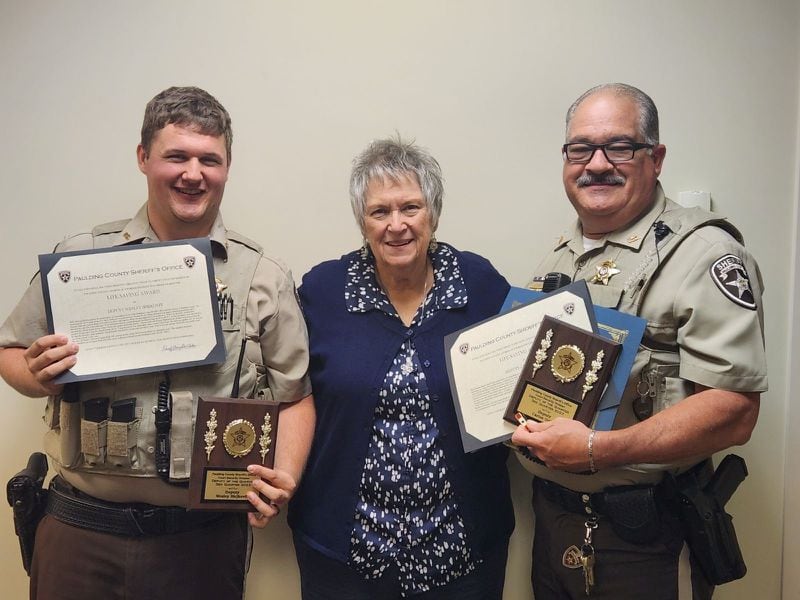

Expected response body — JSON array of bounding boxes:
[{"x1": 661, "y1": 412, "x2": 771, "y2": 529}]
[
  {"x1": 581, "y1": 516, "x2": 598, "y2": 596},
  {"x1": 218, "y1": 293, "x2": 234, "y2": 324}
]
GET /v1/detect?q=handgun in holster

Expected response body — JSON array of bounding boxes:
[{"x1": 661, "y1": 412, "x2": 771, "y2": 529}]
[
  {"x1": 6, "y1": 452, "x2": 49, "y2": 575},
  {"x1": 674, "y1": 454, "x2": 748, "y2": 585}
]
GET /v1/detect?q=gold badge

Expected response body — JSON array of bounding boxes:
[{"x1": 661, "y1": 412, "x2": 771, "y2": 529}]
[
  {"x1": 591, "y1": 260, "x2": 620, "y2": 285},
  {"x1": 562, "y1": 545, "x2": 583, "y2": 569},
  {"x1": 551, "y1": 345, "x2": 585, "y2": 383},
  {"x1": 223, "y1": 419, "x2": 257, "y2": 458}
]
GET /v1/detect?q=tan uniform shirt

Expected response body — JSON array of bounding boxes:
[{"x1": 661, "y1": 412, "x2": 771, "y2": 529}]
[
  {"x1": 0, "y1": 205, "x2": 311, "y2": 505},
  {"x1": 519, "y1": 184, "x2": 767, "y2": 491}
]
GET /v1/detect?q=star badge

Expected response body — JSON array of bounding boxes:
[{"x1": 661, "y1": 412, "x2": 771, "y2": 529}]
[{"x1": 591, "y1": 260, "x2": 620, "y2": 285}]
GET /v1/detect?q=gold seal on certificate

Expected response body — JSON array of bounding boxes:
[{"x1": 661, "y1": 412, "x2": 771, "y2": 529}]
[
  {"x1": 188, "y1": 396, "x2": 279, "y2": 511},
  {"x1": 504, "y1": 316, "x2": 621, "y2": 426}
]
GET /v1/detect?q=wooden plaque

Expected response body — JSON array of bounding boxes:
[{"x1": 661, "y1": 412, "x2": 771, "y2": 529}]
[
  {"x1": 188, "y1": 396, "x2": 279, "y2": 511},
  {"x1": 504, "y1": 316, "x2": 621, "y2": 426}
]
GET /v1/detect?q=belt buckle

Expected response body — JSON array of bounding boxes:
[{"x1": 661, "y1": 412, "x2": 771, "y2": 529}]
[{"x1": 134, "y1": 507, "x2": 168, "y2": 535}]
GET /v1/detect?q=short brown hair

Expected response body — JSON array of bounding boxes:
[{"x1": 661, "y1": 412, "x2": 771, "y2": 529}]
[{"x1": 140, "y1": 86, "x2": 233, "y2": 162}]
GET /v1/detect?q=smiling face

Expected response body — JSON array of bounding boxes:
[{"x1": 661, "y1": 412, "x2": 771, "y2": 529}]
[
  {"x1": 137, "y1": 123, "x2": 230, "y2": 240},
  {"x1": 563, "y1": 91, "x2": 666, "y2": 238},
  {"x1": 363, "y1": 173, "x2": 433, "y2": 277}
]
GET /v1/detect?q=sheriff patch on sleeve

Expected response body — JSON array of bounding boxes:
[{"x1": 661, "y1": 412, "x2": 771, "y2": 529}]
[{"x1": 710, "y1": 254, "x2": 757, "y2": 310}]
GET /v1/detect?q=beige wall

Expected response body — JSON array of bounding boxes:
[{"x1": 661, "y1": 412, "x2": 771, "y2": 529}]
[{"x1": 1, "y1": 1, "x2": 798, "y2": 598}]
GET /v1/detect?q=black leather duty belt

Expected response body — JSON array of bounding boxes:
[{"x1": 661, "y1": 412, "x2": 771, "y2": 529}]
[
  {"x1": 535, "y1": 477, "x2": 615, "y2": 517},
  {"x1": 534, "y1": 477, "x2": 668, "y2": 518},
  {"x1": 534, "y1": 459, "x2": 713, "y2": 519},
  {"x1": 46, "y1": 477, "x2": 226, "y2": 537}
]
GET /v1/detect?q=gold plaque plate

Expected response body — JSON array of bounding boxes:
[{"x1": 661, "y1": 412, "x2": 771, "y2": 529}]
[
  {"x1": 202, "y1": 468, "x2": 258, "y2": 502},
  {"x1": 517, "y1": 383, "x2": 579, "y2": 422}
]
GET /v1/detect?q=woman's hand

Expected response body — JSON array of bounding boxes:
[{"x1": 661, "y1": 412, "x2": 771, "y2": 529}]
[{"x1": 246, "y1": 464, "x2": 298, "y2": 529}]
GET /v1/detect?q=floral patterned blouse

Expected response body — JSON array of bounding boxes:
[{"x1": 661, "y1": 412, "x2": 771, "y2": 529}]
[{"x1": 344, "y1": 244, "x2": 477, "y2": 595}]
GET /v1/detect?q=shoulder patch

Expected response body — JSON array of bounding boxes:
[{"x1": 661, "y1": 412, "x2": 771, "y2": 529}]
[{"x1": 710, "y1": 254, "x2": 756, "y2": 310}]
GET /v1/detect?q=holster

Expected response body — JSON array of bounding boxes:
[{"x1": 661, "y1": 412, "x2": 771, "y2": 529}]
[
  {"x1": 6, "y1": 452, "x2": 49, "y2": 575},
  {"x1": 673, "y1": 455, "x2": 748, "y2": 585}
]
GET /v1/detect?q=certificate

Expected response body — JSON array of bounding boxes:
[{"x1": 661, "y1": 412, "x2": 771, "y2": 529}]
[
  {"x1": 39, "y1": 238, "x2": 225, "y2": 383},
  {"x1": 444, "y1": 282, "x2": 596, "y2": 453}
]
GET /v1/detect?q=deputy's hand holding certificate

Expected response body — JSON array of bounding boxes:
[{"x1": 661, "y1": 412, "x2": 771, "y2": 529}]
[{"x1": 39, "y1": 239, "x2": 225, "y2": 383}]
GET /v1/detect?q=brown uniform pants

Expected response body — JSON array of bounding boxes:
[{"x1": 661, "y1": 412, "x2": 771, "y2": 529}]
[
  {"x1": 30, "y1": 512, "x2": 250, "y2": 600},
  {"x1": 531, "y1": 481, "x2": 713, "y2": 600}
]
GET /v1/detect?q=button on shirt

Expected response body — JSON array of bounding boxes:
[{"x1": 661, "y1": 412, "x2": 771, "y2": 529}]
[{"x1": 345, "y1": 245, "x2": 475, "y2": 595}]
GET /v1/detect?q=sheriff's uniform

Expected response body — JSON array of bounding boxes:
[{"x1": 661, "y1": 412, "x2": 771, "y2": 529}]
[
  {"x1": 521, "y1": 184, "x2": 767, "y2": 599},
  {"x1": 0, "y1": 205, "x2": 310, "y2": 599}
]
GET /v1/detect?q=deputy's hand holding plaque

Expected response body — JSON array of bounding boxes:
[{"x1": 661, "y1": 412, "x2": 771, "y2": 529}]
[
  {"x1": 188, "y1": 396, "x2": 279, "y2": 511},
  {"x1": 504, "y1": 316, "x2": 621, "y2": 426}
]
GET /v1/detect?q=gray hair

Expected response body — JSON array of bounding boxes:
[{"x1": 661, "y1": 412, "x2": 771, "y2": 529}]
[
  {"x1": 141, "y1": 86, "x2": 233, "y2": 162},
  {"x1": 566, "y1": 83, "x2": 659, "y2": 146},
  {"x1": 350, "y1": 135, "x2": 444, "y2": 234}
]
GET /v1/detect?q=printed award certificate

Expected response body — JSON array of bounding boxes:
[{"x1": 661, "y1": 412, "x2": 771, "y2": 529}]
[{"x1": 39, "y1": 238, "x2": 225, "y2": 383}]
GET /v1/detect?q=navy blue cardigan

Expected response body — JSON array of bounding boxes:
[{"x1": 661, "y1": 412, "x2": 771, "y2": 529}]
[{"x1": 288, "y1": 245, "x2": 514, "y2": 562}]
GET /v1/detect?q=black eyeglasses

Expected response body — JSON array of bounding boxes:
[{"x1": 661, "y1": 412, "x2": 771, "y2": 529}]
[{"x1": 562, "y1": 141, "x2": 654, "y2": 164}]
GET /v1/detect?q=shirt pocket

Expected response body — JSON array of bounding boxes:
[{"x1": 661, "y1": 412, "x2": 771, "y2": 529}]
[{"x1": 587, "y1": 284, "x2": 624, "y2": 309}]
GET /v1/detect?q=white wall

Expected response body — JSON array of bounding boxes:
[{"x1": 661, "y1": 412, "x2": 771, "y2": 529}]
[
  {"x1": 782, "y1": 46, "x2": 800, "y2": 600},
  {"x1": 0, "y1": 1, "x2": 797, "y2": 598}
]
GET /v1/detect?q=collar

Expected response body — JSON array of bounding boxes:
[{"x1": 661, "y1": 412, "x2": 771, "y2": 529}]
[
  {"x1": 557, "y1": 182, "x2": 667, "y2": 256},
  {"x1": 118, "y1": 204, "x2": 230, "y2": 258},
  {"x1": 345, "y1": 243, "x2": 468, "y2": 315}
]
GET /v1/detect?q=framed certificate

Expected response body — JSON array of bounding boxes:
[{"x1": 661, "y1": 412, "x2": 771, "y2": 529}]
[{"x1": 38, "y1": 238, "x2": 225, "y2": 383}]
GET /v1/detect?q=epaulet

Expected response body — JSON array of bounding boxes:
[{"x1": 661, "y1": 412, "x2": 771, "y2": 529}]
[
  {"x1": 92, "y1": 219, "x2": 131, "y2": 237},
  {"x1": 661, "y1": 203, "x2": 744, "y2": 245},
  {"x1": 226, "y1": 229, "x2": 264, "y2": 254}
]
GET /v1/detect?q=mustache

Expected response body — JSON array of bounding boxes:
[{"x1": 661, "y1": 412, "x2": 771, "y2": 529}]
[{"x1": 576, "y1": 173, "x2": 626, "y2": 187}]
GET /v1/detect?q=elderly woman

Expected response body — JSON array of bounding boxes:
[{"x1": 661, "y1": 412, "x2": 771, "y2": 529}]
[{"x1": 287, "y1": 137, "x2": 514, "y2": 599}]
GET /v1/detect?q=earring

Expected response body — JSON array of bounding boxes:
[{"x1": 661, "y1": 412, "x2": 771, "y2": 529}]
[
  {"x1": 360, "y1": 239, "x2": 370, "y2": 260},
  {"x1": 428, "y1": 235, "x2": 438, "y2": 254}
]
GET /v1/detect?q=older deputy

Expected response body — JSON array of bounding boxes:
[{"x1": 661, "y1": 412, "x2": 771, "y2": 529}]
[{"x1": 512, "y1": 83, "x2": 767, "y2": 599}]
